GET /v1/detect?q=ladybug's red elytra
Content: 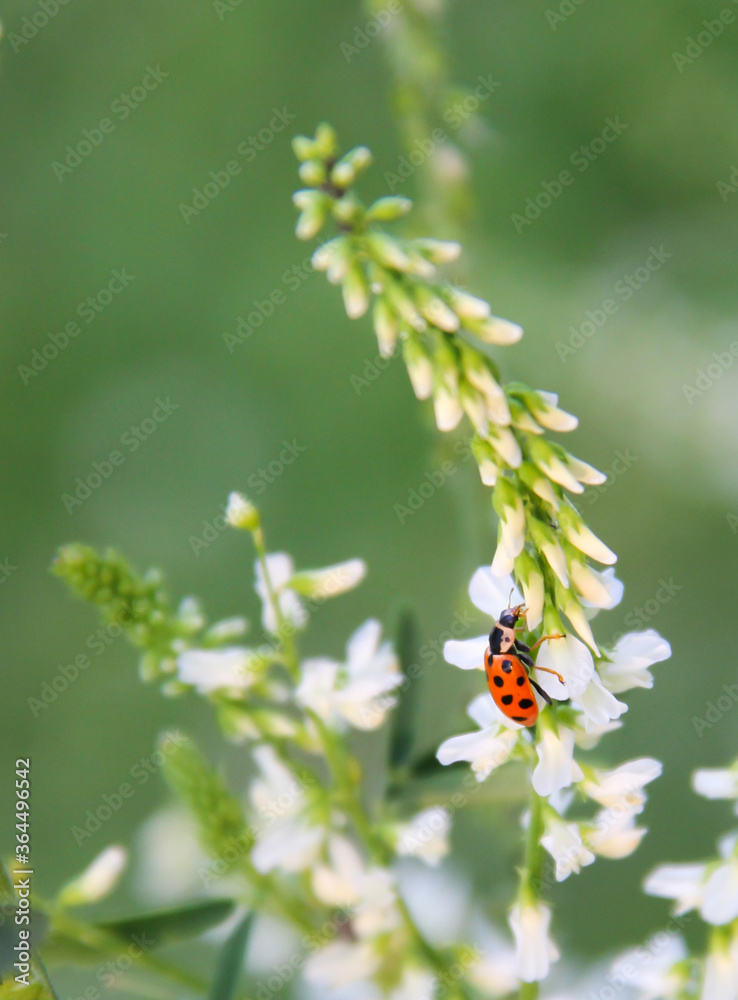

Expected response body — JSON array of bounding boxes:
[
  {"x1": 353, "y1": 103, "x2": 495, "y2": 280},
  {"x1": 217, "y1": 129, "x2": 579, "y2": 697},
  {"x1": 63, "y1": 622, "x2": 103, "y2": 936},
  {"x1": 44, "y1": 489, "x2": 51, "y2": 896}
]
[{"x1": 484, "y1": 602, "x2": 565, "y2": 727}]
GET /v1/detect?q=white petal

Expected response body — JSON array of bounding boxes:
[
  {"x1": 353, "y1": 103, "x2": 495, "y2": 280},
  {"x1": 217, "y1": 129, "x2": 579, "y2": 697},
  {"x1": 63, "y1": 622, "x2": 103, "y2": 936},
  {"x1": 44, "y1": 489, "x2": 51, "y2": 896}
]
[
  {"x1": 437, "y1": 727, "x2": 518, "y2": 781},
  {"x1": 509, "y1": 902, "x2": 559, "y2": 983},
  {"x1": 701, "y1": 861, "x2": 738, "y2": 925},
  {"x1": 59, "y1": 845, "x2": 128, "y2": 906},
  {"x1": 576, "y1": 674, "x2": 628, "y2": 727},
  {"x1": 535, "y1": 633, "x2": 594, "y2": 700},
  {"x1": 251, "y1": 821, "x2": 324, "y2": 874},
  {"x1": 467, "y1": 692, "x2": 525, "y2": 731},
  {"x1": 304, "y1": 940, "x2": 380, "y2": 988},
  {"x1": 469, "y1": 567, "x2": 521, "y2": 617},
  {"x1": 434, "y1": 388, "x2": 463, "y2": 431},
  {"x1": 600, "y1": 629, "x2": 671, "y2": 693},
  {"x1": 693, "y1": 768, "x2": 738, "y2": 800},
  {"x1": 444, "y1": 636, "x2": 489, "y2": 670},
  {"x1": 644, "y1": 862, "x2": 707, "y2": 914},
  {"x1": 585, "y1": 758, "x2": 662, "y2": 810},
  {"x1": 532, "y1": 727, "x2": 583, "y2": 797},
  {"x1": 346, "y1": 619, "x2": 382, "y2": 672},
  {"x1": 177, "y1": 647, "x2": 258, "y2": 693}
]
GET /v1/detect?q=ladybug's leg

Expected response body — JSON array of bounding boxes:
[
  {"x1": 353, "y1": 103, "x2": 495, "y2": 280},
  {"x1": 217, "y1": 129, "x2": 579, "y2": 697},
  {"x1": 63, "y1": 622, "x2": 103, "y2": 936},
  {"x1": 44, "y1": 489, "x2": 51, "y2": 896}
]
[
  {"x1": 530, "y1": 679, "x2": 553, "y2": 705},
  {"x1": 535, "y1": 665, "x2": 565, "y2": 684},
  {"x1": 514, "y1": 639, "x2": 531, "y2": 653},
  {"x1": 517, "y1": 652, "x2": 534, "y2": 668},
  {"x1": 528, "y1": 633, "x2": 565, "y2": 652}
]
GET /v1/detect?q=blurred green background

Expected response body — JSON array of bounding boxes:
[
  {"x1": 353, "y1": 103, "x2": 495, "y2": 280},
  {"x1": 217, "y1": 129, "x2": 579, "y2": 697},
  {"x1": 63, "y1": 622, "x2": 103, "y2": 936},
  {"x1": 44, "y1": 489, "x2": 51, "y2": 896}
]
[{"x1": 2, "y1": 0, "x2": 738, "y2": 986}]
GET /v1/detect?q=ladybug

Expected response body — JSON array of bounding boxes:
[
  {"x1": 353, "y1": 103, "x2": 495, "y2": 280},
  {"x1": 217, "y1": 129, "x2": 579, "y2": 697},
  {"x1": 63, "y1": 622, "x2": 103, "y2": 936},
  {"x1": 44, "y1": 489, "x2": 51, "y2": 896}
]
[{"x1": 484, "y1": 601, "x2": 565, "y2": 727}]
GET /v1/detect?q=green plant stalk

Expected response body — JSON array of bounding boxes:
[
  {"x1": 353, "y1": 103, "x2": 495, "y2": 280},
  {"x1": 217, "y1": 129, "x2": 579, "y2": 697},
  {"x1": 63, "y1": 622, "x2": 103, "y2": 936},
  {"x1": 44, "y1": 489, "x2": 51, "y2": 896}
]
[
  {"x1": 251, "y1": 526, "x2": 300, "y2": 681},
  {"x1": 516, "y1": 779, "x2": 546, "y2": 1000}
]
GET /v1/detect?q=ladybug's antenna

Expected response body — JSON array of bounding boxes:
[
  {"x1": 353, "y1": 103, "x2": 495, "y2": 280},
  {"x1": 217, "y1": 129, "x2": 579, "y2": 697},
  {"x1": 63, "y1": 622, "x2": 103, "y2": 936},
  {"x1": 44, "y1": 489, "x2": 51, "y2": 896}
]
[{"x1": 508, "y1": 587, "x2": 514, "y2": 609}]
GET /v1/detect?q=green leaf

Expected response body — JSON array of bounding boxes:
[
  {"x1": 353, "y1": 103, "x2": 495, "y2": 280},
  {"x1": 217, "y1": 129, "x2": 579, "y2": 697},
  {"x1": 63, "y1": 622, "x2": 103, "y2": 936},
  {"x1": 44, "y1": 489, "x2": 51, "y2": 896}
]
[
  {"x1": 99, "y1": 899, "x2": 236, "y2": 948},
  {"x1": 388, "y1": 607, "x2": 422, "y2": 771},
  {"x1": 208, "y1": 912, "x2": 254, "y2": 1000}
]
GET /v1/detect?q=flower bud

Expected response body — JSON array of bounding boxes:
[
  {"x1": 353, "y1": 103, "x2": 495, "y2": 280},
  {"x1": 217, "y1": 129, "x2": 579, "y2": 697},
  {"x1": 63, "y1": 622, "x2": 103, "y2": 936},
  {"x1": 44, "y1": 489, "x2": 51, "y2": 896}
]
[
  {"x1": 366, "y1": 196, "x2": 413, "y2": 221},
  {"x1": 226, "y1": 492, "x2": 259, "y2": 531}
]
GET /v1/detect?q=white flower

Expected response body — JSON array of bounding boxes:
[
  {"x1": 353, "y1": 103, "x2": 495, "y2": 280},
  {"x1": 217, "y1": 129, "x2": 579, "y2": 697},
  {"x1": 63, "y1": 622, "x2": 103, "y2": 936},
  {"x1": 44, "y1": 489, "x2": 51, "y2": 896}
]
[
  {"x1": 389, "y1": 968, "x2": 437, "y2": 1000},
  {"x1": 312, "y1": 835, "x2": 400, "y2": 937},
  {"x1": 508, "y1": 901, "x2": 559, "y2": 982},
  {"x1": 532, "y1": 726, "x2": 584, "y2": 796},
  {"x1": 248, "y1": 745, "x2": 324, "y2": 875},
  {"x1": 693, "y1": 767, "x2": 738, "y2": 801},
  {"x1": 433, "y1": 386, "x2": 463, "y2": 431},
  {"x1": 598, "y1": 629, "x2": 671, "y2": 694},
  {"x1": 541, "y1": 815, "x2": 595, "y2": 881},
  {"x1": 611, "y1": 934, "x2": 687, "y2": 1000},
  {"x1": 296, "y1": 619, "x2": 402, "y2": 731},
  {"x1": 304, "y1": 940, "x2": 380, "y2": 990},
  {"x1": 530, "y1": 390, "x2": 579, "y2": 432},
  {"x1": 579, "y1": 566, "x2": 624, "y2": 611},
  {"x1": 177, "y1": 647, "x2": 259, "y2": 694},
  {"x1": 466, "y1": 924, "x2": 518, "y2": 997},
  {"x1": 585, "y1": 807, "x2": 647, "y2": 859},
  {"x1": 58, "y1": 845, "x2": 127, "y2": 907},
  {"x1": 576, "y1": 672, "x2": 628, "y2": 730},
  {"x1": 535, "y1": 634, "x2": 594, "y2": 701},
  {"x1": 583, "y1": 758, "x2": 662, "y2": 812},
  {"x1": 701, "y1": 859, "x2": 738, "y2": 925},
  {"x1": 491, "y1": 492, "x2": 525, "y2": 577},
  {"x1": 289, "y1": 558, "x2": 367, "y2": 599},
  {"x1": 437, "y1": 694, "x2": 520, "y2": 781},
  {"x1": 643, "y1": 862, "x2": 709, "y2": 915},
  {"x1": 225, "y1": 491, "x2": 258, "y2": 530},
  {"x1": 702, "y1": 938, "x2": 738, "y2": 1000},
  {"x1": 254, "y1": 552, "x2": 308, "y2": 633},
  {"x1": 394, "y1": 808, "x2": 451, "y2": 867}
]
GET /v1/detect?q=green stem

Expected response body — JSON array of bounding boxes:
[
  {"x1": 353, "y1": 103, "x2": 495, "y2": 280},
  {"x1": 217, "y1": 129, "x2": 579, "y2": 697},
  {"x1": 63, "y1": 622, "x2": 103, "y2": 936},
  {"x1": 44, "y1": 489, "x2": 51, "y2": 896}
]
[
  {"x1": 517, "y1": 772, "x2": 546, "y2": 1000},
  {"x1": 1, "y1": 861, "x2": 60, "y2": 1000}
]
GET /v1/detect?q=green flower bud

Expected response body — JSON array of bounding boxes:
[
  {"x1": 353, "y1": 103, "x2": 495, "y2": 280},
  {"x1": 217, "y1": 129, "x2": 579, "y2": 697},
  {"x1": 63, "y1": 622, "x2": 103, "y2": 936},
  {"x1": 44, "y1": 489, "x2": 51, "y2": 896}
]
[{"x1": 366, "y1": 196, "x2": 413, "y2": 221}]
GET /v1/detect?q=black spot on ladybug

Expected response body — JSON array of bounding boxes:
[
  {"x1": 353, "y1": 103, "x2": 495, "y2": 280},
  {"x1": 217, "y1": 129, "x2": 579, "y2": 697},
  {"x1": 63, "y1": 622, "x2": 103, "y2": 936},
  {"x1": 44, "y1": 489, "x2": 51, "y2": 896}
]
[
  {"x1": 502, "y1": 659, "x2": 513, "y2": 673},
  {"x1": 519, "y1": 698, "x2": 534, "y2": 709},
  {"x1": 516, "y1": 676, "x2": 525, "y2": 686},
  {"x1": 493, "y1": 675, "x2": 504, "y2": 688},
  {"x1": 512, "y1": 715, "x2": 527, "y2": 722},
  {"x1": 501, "y1": 694, "x2": 513, "y2": 705}
]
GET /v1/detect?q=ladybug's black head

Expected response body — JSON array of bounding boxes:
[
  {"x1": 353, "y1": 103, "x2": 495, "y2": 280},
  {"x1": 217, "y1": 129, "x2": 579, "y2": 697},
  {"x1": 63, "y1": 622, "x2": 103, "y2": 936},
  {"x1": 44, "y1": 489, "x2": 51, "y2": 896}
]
[{"x1": 497, "y1": 604, "x2": 526, "y2": 629}]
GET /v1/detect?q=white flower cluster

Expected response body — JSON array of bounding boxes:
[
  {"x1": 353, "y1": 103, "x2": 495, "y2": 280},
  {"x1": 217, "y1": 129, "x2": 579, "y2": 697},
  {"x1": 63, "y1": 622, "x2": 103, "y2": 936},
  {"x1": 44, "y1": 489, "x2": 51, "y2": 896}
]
[{"x1": 436, "y1": 565, "x2": 670, "y2": 982}]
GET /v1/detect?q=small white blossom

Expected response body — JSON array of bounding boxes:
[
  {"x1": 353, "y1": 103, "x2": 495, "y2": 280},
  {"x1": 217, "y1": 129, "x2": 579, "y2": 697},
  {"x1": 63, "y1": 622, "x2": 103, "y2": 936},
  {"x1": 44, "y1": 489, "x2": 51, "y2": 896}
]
[
  {"x1": 701, "y1": 859, "x2": 738, "y2": 925},
  {"x1": 437, "y1": 694, "x2": 520, "y2": 781},
  {"x1": 693, "y1": 767, "x2": 738, "y2": 802},
  {"x1": 254, "y1": 552, "x2": 308, "y2": 633},
  {"x1": 598, "y1": 629, "x2": 671, "y2": 693},
  {"x1": 643, "y1": 862, "x2": 709, "y2": 915},
  {"x1": 433, "y1": 386, "x2": 463, "y2": 431},
  {"x1": 248, "y1": 745, "x2": 324, "y2": 875},
  {"x1": 585, "y1": 807, "x2": 647, "y2": 859},
  {"x1": 508, "y1": 901, "x2": 559, "y2": 982},
  {"x1": 541, "y1": 815, "x2": 595, "y2": 881},
  {"x1": 532, "y1": 726, "x2": 584, "y2": 797},
  {"x1": 296, "y1": 619, "x2": 402, "y2": 731},
  {"x1": 304, "y1": 940, "x2": 380, "y2": 990},
  {"x1": 177, "y1": 647, "x2": 260, "y2": 694},
  {"x1": 289, "y1": 558, "x2": 367, "y2": 599},
  {"x1": 312, "y1": 835, "x2": 400, "y2": 937},
  {"x1": 576, "y1": 672, "x2": 628, "y2": 731},
  {"x1": 58, "y1": 845, "x2": 128, "y2": 907},
  {"x1": 611, "y1": 934, "x2": 687, "y2": 1000},
  {"x1": 701, "y1": 937, "x2": 738, "y2": 1000},
  {"x1": 394, "y1": 807, "x2": 451, "y2": 866},
  {"x1": 225, "y1": 491, "x2": 259, "y2": 530},
  {"x1": 583, "y1": 758, "x2": 662, "y2": 812},
  {"x1": 535, "y1": 633, "x2": 594, "y2": 701}
]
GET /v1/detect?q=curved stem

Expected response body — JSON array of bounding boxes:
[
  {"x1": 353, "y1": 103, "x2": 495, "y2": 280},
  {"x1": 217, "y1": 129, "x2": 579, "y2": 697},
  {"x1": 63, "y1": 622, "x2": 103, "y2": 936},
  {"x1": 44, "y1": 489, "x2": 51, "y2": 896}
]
[{"x1": 251, "y1": 526, "x2": 300, "y2": 679}]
